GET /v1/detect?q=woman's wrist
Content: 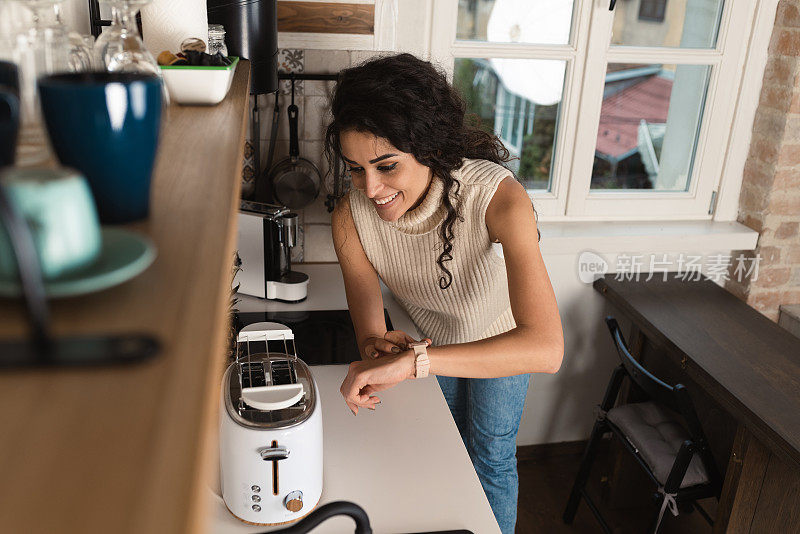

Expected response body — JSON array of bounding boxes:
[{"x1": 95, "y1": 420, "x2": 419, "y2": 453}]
[
  {"x1": 423, "y1": 345, "x2": 441, "y2": 376},
  {"x1": 400, "y1": 350, "x2": 417, "y2": 380}
]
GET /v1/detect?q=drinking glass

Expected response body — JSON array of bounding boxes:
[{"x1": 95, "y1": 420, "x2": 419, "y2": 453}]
[
  {"x1": 3, "y1": 0, "x2": 93, "y2": 167},
  {"x1": 94, "y1": 0, "x2": 159, "y2": 75},
  {"x1": 16, "y1": 0, "x2": 93, "y2": 73}
]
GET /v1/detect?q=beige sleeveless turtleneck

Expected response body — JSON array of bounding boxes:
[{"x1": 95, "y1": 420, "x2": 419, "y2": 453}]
[{"x1": 348, "y1": 157, "x2": 517, "y2": 346}]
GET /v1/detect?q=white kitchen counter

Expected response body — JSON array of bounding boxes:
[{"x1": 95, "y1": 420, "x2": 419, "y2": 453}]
[{"x1": 208, "y1": 264, "x2": 501, "y2": 534}]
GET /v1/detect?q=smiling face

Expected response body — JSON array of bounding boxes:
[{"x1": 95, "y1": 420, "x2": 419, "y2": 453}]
[{"x1": 340, "y1": 130, "x2": 433, "y2": 222}]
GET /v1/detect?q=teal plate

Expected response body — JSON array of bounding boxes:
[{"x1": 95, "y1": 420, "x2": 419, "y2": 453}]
[{"x1": 0, "y1": 227, "x2": 157, "y2": 299}]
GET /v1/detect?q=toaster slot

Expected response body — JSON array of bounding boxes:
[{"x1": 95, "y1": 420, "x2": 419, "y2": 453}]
[
  {"x1": 270, "y1": 360, "x2": 296, "y2": 386},
  {"x1": 226, "y1": 351, "x2": 315, "y2": 428},
  {"x1": 240, "y1": 362, "x2": 268, "y2": 388}
]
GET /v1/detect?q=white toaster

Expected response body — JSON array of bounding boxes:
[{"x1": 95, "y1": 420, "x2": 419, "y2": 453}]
[{"x1": 220, "y1": 322, "x2": 323, "y2": 526}]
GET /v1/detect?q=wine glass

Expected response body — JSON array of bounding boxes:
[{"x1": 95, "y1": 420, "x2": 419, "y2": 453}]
[
  {"x1": 15, "y1": 0, "x2": 92, "y2": 73},
  {"x1": 7, "y1": 0, "x2": 93, "y2": 167},
  {"x1": 94, "y1": 0, "x2": 159, "y2": 74}
]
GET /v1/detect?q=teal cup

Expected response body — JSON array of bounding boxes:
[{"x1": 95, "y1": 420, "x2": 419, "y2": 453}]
[{"x1": 0, "y1": 168, "x2": 102, "y2": 280}]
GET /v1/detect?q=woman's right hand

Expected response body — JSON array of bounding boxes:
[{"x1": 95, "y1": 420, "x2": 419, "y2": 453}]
[{"x1": 362, "y1": 330, "x2": 432, "y2": 360}]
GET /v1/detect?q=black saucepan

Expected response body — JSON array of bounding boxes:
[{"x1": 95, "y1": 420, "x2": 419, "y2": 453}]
[{"x1": 268, "y1": 77, "x2": 321, "y2": 209}]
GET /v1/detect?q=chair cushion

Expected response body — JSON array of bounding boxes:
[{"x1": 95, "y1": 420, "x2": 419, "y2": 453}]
[{"x1": 607, "y1": 401, "x2": 709, "y2": 489}]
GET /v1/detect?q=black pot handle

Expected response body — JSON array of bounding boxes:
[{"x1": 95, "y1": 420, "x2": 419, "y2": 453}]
[
  {"x1": 262, "y1": 500, "x2": 372, "y2": 534},
  {"x1": 288, "y1": 103, "x2": 299, "y2": 162},
  {"x1": 288, "y1": 74, "x2": 300, "y2": 162}
]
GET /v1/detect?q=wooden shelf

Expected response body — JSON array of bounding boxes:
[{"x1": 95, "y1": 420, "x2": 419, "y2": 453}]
[
  {"x1": 0, "y1": 61, "x2": 251, "y2": 534},
  {"x1": 277, "y1": 1, "x2": 375, "y2": 34}
]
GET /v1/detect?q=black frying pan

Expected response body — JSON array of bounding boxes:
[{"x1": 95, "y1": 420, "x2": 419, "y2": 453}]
[{"x1": 267, "y1": 77, "x2": 321, "y2": 209}]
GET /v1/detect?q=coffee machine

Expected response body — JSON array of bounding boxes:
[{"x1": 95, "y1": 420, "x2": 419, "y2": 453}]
[{"x1": 236, "y1": 200, "x2": 309, "y2": 302}]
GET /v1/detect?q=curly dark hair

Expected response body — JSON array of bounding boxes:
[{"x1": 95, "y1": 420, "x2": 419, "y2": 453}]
[{"x1": 324, "y1": 52, "x2": 540, "y2": 290}]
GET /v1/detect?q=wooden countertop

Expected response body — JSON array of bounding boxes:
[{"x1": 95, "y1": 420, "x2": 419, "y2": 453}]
[
  {"x1": 0, "y1": 62, "x2": 251, "y2": 534},
  {"x1": 594, "y1": 273, "x2": 800, "y2": 468}
]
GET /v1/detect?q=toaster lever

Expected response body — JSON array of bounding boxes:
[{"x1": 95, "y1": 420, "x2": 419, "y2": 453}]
[{"x1": 259, "y1": 446, "x2": 290, "y2": 461}]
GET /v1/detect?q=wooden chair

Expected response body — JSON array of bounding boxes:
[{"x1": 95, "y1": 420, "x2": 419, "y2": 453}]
[{"x1": 562, "y1": 316, "x2": 722, "y2": 533}]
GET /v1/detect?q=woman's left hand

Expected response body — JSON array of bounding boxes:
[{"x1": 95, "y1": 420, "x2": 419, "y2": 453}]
[{"x1": 340, "y1": 349, "x2": 417, "y2": 415}]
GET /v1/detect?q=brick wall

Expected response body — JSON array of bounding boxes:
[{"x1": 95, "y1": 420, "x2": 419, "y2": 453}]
[{"x1": 727, "y1": 0, "x2": 800, "y2": 322}]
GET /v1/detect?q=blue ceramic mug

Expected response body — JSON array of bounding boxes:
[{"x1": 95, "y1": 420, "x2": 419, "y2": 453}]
[{"x1": 38, "y1": 72, "x2": 162, "y2": 224}]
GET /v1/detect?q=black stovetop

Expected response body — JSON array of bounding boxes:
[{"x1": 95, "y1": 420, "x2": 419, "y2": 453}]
[{"x1": 232, "y1": 309, "x2": 393, "y2": 366}]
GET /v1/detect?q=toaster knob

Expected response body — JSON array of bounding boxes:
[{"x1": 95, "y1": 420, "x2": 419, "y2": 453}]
[{"x1": 284, "y1": 490, "x2": 303, "y2": 512}]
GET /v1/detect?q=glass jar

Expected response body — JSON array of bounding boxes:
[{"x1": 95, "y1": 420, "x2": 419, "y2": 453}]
[{"x1": 208, "y1": 24, "x2": 228, "y2": 56}]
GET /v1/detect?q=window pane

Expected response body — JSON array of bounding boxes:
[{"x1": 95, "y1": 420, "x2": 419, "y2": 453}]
[
  {"x1": 638, "y1": 0, "x2": 667, "y2": 22},
  {"x1": 592, "y1": 64, "x2": 711, "y2": 192},
  {"x1": 453, "y1": 58, "x2": 566, "y2": 192},
  {"x1": 457, "y1": 0, "x2": 574, "y2": 45},
  {"x1": 611, "y1": 0, "x2": 724, "y2": 49}
]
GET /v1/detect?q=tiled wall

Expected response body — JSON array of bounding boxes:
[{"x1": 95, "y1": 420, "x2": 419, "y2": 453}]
[{"x1": 245, "y1": 49, "x2": 389, "y2": 263}]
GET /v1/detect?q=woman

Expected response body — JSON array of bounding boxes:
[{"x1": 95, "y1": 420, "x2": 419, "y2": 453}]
[{"x1": 325, "y1": 53, "x2": 564, "y2": 534}]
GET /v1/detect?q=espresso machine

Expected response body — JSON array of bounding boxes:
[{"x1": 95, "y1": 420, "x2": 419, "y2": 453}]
[{"x1": 236, "y1": 200, "x2": 309, "y2": 302}]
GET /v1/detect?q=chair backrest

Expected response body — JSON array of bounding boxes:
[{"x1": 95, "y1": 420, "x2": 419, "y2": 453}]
[{"x1": 604, "y1": 316, "x2": 682, "y2": 412}]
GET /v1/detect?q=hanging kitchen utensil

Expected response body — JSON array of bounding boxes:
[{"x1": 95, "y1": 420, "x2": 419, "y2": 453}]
[
  {"x1": 266, "y1": 91, "x2": 280, "y2": 181},
  {"x1": 267, "y1": 76, "x2": 321, "y2": 209},
  {"x1": 255, "y1": 90, "x2": 281, "y2": 202}
]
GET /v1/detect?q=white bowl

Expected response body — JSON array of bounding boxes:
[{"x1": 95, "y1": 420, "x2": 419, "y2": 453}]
[{"x1": 159, "y1": 56, "x2": 239, "y2": 106}]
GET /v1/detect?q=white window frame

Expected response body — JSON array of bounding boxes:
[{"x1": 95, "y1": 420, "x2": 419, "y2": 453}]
[
  {"x1": 427, "y1": 0, "x2": 777, "y2": 222},
  {"x1": 431, "y1": 0, "x2": 589, "y2": 218}
]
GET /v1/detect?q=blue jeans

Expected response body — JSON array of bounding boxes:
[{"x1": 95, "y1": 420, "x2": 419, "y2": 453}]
[{"x1": 437, "y1": 374, "x2": 531, "y2": 534}]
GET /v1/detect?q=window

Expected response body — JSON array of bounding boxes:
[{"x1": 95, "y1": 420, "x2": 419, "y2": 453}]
[
  {"x1": 430, "y1": 0, "x2": 758, "y2": 220},
  {"x1": 591, "y1": 63, "x2": 711, "y2": 193},
  {"x1": 453, "y1": 57, "x2": 564, "y2": 191},
  {"x1": 638, "y1": 0, "x2": 667, "y2": 23}
]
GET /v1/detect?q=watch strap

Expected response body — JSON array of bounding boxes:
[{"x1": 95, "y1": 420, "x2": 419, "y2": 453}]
[{"x1": 409, "y1": 341, "x2": 430, "y2": 379}]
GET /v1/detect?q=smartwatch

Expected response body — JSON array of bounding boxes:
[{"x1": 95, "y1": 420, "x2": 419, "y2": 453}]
[{"x1": 408, "y1": 341, "x2": 430, "y2": 379}]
